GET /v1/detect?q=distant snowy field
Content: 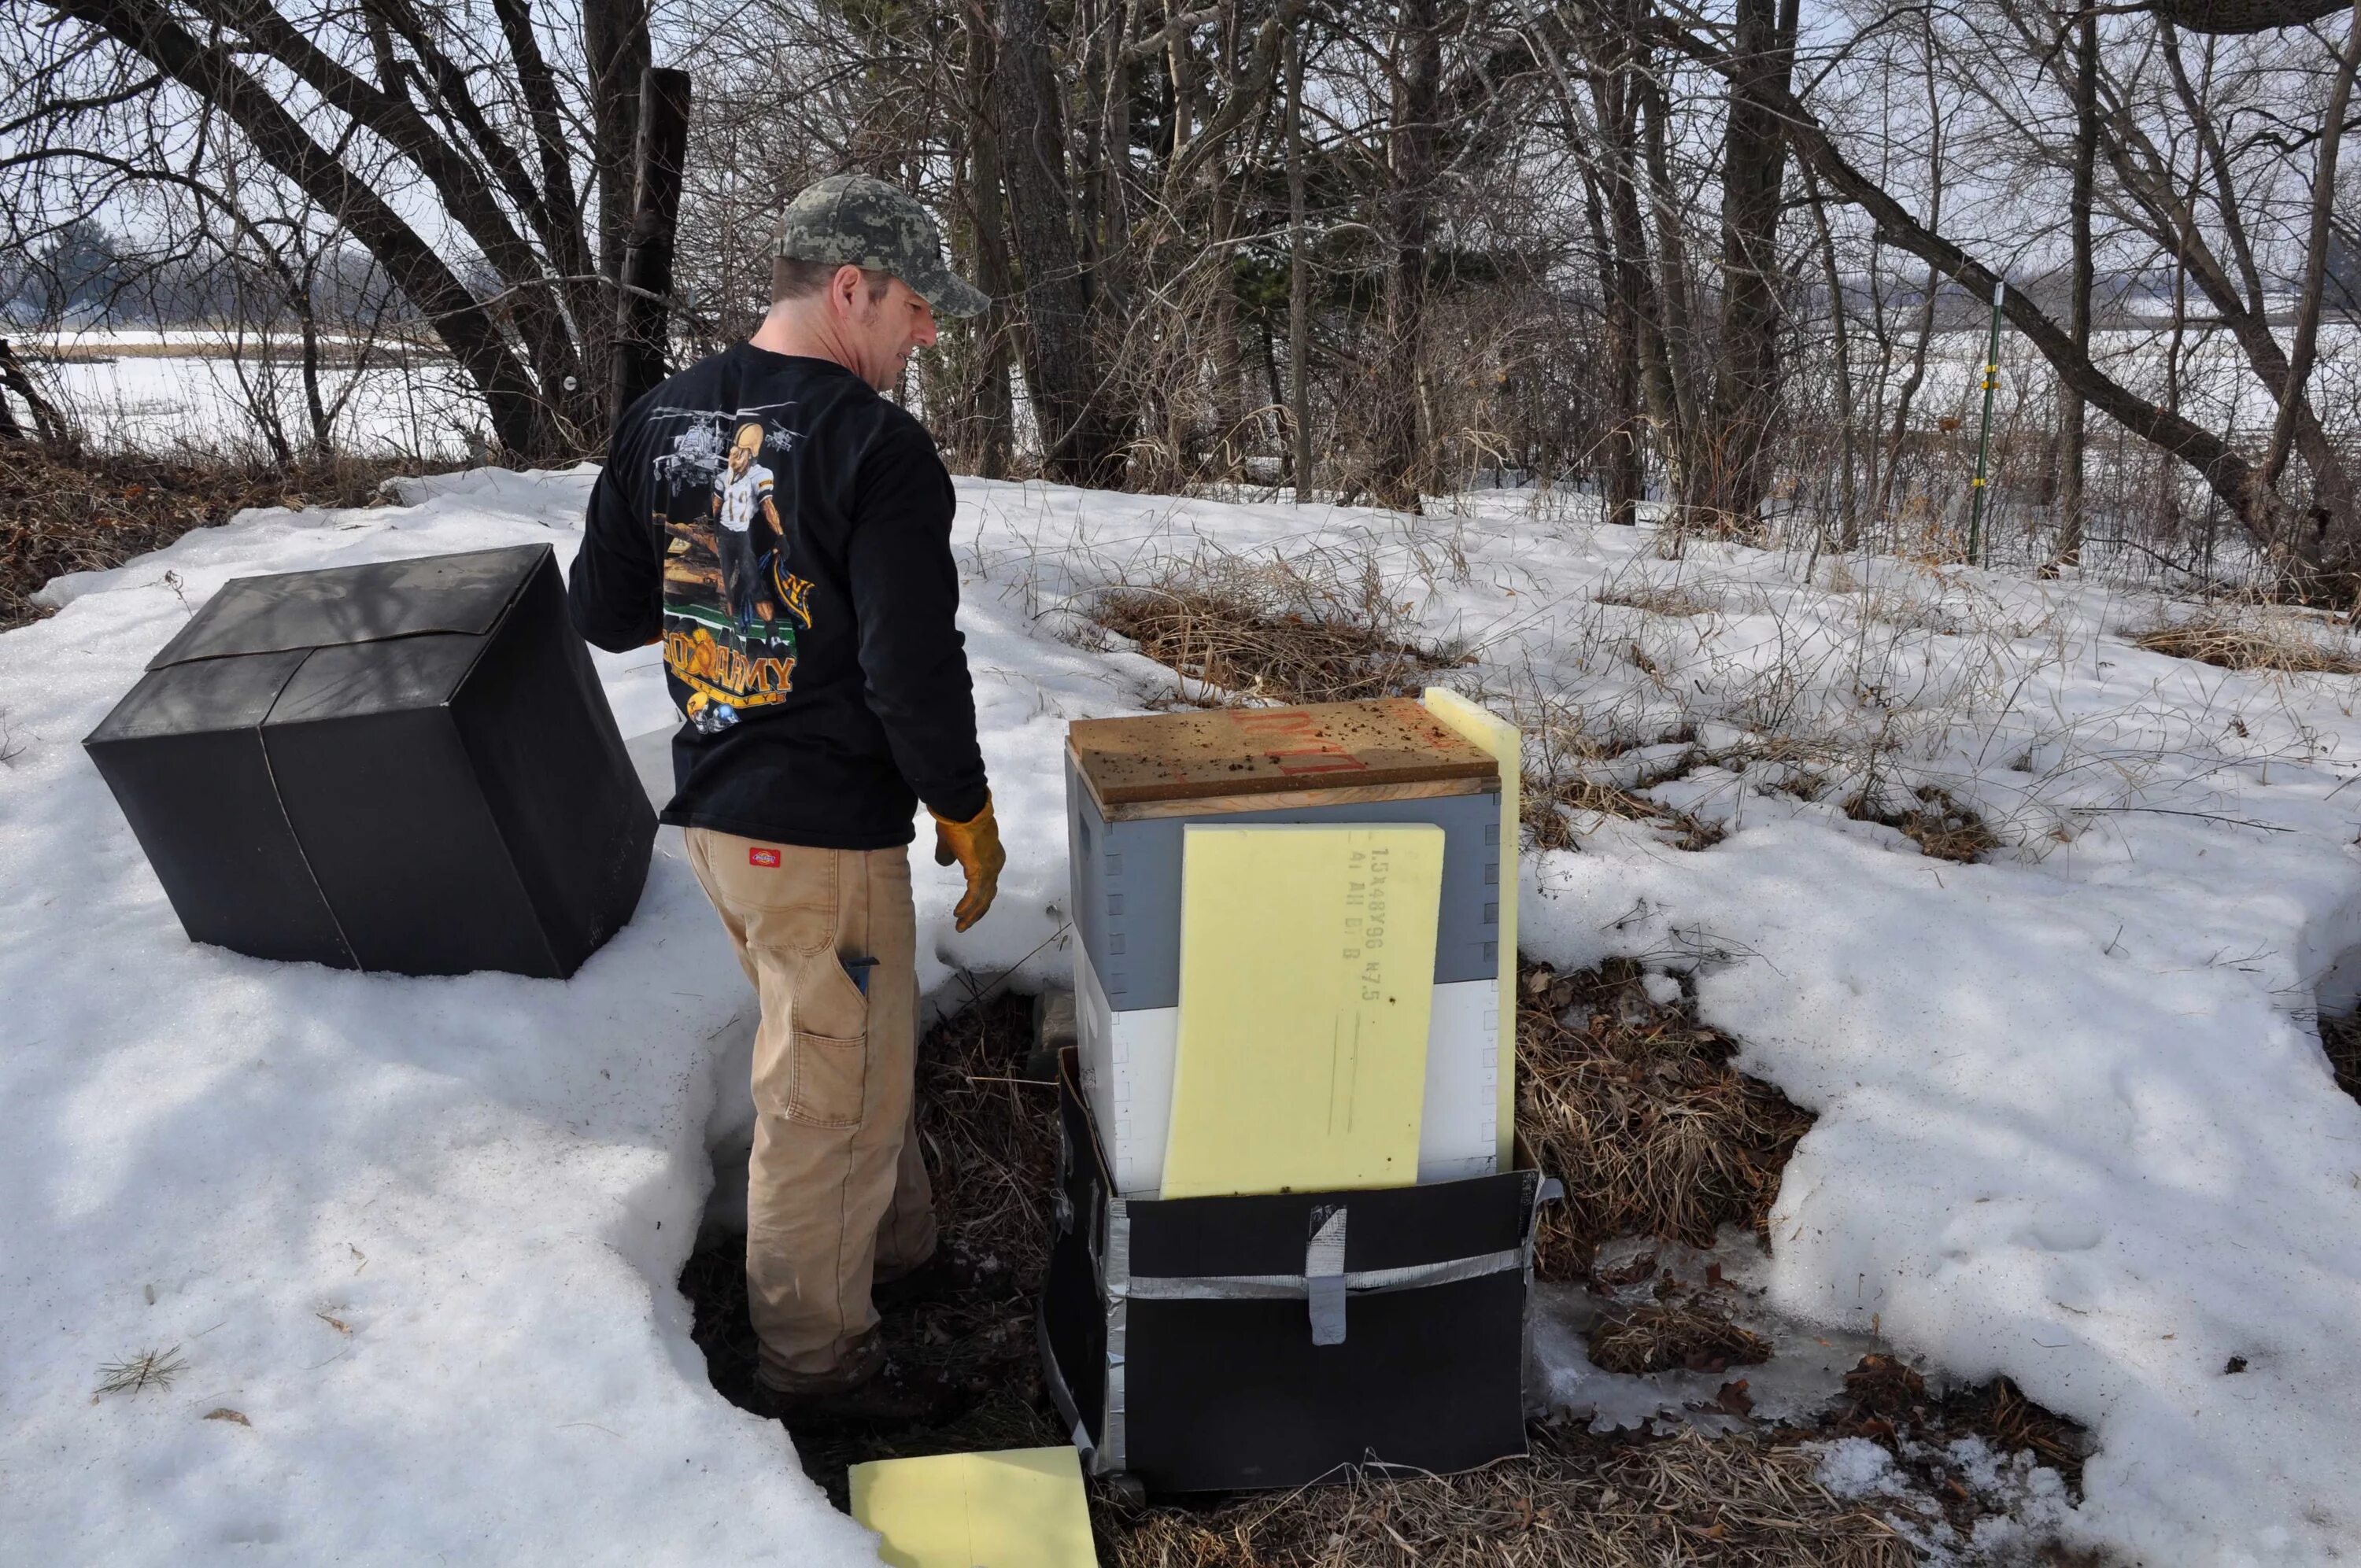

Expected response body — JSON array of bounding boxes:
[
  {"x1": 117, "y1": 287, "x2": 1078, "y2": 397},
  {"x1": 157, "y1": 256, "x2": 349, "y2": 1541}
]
[
  {"x1": 24, "y1": 330, "x2": 478, "y2": 458},
  {"x1": 6, "y1": 468, "x2": 2361, "y2": 1563}
]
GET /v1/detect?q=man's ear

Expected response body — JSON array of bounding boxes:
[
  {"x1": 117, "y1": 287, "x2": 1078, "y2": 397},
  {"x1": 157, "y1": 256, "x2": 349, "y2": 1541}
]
[{"x1": 832, "y1": 264, "x2": 866, "y2": 314}]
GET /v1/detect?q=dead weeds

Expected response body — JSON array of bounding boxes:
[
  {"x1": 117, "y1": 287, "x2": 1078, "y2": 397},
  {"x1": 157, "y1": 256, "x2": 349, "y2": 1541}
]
[
  {"x1": 1103, "y1": 1427, "x2": 1910, "y2": 1568},
  {"x1": 0, "y1": 442, "x2": 451, "y2": 630},
  {"x1": 2318, "y1": 1013, "x2": 2361, "y2": 1104},
  {"x1": 1596, "y1": 584, "x2": 1720, "y2": 618},
  {"x1": 1587, "y1": 1300, "x2": 1774, "y2": 1377},
  {"x1": 1518, "y1": 960, "x2": 1812, "y2": 1278},
  {"x1": 1844, "y1": 787, "x2": 1999, "y2": 864},
  {"x1": 2133, "y1": 606, "x2": 2361, "y2": 677},
  {"x1": 1089, "y1": 552, "x2": 1462, "y2": 706},
  {"x1": 1524, "y1": 730, "x2": 1726, "y2": 854},
  {"x1": 1826, "y1": 1352, "x2": 2091, "y2": 1505}
]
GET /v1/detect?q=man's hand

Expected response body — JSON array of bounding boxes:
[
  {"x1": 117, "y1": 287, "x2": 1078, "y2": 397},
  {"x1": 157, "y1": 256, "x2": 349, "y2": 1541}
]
[{"x1": 931, "y1": 795, "x2": 1005, "y2": 932}]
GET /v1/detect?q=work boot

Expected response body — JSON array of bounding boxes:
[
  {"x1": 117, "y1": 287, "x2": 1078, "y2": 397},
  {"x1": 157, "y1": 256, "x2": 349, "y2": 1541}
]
[
  {"x1": 737, "y1": 1334, "x2": 964, "y2": 1429},
  {"x1": 873, "y1": 1241, "x2": 994, "y2": 1312}
]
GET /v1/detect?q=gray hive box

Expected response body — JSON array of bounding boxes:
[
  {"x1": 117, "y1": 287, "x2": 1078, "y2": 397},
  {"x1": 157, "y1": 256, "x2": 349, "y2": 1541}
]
[
  {"x1": 83, "y1": 544, "x2": 655, "y2": 979},
  {"x1": 1066, "y1": 699, "x2": 1502, "y2": 1012}
]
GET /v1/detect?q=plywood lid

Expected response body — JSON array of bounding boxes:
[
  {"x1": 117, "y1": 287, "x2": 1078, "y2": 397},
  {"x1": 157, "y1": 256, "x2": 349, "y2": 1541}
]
[{"x1": 1068, "y1": 697, "x2": 1498, "y2": 808}]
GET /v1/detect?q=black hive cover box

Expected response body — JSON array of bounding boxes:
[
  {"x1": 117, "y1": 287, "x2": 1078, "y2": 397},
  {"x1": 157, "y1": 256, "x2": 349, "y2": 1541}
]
[
  {"x1": 1040, "y1": 1050, "x2": 1543, "y2": 1494},
  {"x1": 84, "y1": 544, "x2": 656, "y2": 978}
]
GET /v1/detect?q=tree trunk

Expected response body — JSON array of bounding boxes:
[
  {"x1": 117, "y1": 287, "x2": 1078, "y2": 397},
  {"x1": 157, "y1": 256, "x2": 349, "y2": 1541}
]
[
  {"x1": 1694, "y1": 0, "x2": 1798, "y2": 537},
  {"x1": 1373, "y1": 0, "x2": 1442, "y2": 512},
  {"x1": 2054, "y1": 4, "x2": 2097, "y2": 569},
  {"x1": 584, "y1": 0, "x2": 650, "y2": 422},
  {"x1": 1636, "y1": 63, "x2": 1696, "y2": 491},
  {"x1": 1802, "y1": 164, "x2": 1858, "y2": 551},
  {"x1": 1285, "y1": 24, "x2": 1314, "y2": 492},
  {"x1": 992, "y1": 0, "x2": 1125, "y2": 485},
  {"x1": 962, "y1": 15, "x2": 1018, "y2": 479}
]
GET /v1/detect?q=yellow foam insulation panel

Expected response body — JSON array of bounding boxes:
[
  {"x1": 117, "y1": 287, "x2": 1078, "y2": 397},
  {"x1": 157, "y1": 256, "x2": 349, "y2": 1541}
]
[
  {"x1": 849, "y1": 1446, "x2": 1098, "y2": 1568},
  {"x1": 1421, "y1": 688, "x2": 1520, "y2": 1169},
  {"x1": 1161, "y1": 822, "x2": 1444, "y2": 1198}
]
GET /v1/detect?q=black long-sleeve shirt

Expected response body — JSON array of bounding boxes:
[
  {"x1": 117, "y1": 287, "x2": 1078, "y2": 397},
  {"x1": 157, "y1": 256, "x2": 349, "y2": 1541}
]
[{"x1": 568, "y1": 344, "x2": 988, "y2": 848}]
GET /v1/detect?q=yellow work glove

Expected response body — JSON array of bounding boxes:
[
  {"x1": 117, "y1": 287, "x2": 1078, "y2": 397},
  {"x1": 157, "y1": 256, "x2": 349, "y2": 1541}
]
[{"x1": 931, "y1": 794, "x2": 1006, "y2": 932}]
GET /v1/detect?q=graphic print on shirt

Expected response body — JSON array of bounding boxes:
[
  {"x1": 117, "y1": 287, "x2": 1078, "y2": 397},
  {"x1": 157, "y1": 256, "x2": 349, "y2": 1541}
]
[{"x1": 648, "y1": 407, "x2": 819, "y2": 734}]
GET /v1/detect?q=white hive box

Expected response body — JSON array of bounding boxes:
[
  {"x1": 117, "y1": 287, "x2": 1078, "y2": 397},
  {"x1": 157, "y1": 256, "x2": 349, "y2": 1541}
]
[{"x1": 1076, "y1": 946, "x2": 1500, "y2": 1197}]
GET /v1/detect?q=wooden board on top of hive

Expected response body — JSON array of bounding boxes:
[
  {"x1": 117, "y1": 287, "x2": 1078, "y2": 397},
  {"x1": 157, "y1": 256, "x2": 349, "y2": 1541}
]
[{"x1": 1067, "y1": 697, "x2": 1498, "y2": 821}]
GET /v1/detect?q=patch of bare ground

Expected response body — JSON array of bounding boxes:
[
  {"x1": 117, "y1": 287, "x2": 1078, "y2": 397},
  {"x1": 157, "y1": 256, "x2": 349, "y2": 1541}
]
[
  {"x1": 1518, "y1": 959, "x2": 1812, "y2": 1280},
  {"x1": 2133, "y1": 606, "x2": 2361, "y2": 677},
  {"x1": 1087, "y1": 552, "x2": 1464, "y2": 705},
  {"x1": 680, "y1": 986, "x2": 1057, "y2": 1502},
  {"x1": 0, "y1": 442, "x2": 453, "y2": 630},
  {"x1": 1845, "y1": 786, "x2": 1999, "y2": 864},
  {"x1": 1524, "y1": 730, "x2": 1727, "y2": 854},
  {"x1": 1596, "y1": 584, "x2": 1719, "y2": 618},
  {"x1": 1817, "y1": 1353, "x2": 2094, "y2": 1522},
  {"x1": 2318, "y1": 1013, "x2": 2361, "y2": 1104}
]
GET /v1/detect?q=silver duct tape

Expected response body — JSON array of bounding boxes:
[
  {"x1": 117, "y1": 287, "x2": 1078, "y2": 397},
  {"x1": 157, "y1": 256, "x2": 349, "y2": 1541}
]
[
  {"x1": 1117, "y1": 1246, "x2": 1525, "y2": 1302},
  {"x1": 1103, "y1": 1198, "x2": 1131, "y2": 1473},
  {"x1": 1035, "y1": 1312, "x2": 1102, "y2": 1474},
  {"x1": 1306, "y1": 1206, "x2": 1349, "y2": 1346}
]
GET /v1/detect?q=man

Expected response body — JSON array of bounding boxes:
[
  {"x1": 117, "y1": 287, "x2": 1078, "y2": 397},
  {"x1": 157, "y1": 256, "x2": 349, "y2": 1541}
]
[
  {"x1": 568, "y1": 174, "x2": 1006, "y2": 1423},
  {"x1": 711, "y1": 422, "x2": 776, "y2": 628}
]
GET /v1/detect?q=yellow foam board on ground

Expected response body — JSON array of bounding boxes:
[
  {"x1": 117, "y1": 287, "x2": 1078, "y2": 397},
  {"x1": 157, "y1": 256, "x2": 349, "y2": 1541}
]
[
  {"x1": 1421, "y1": 688, "x2": 1520, "y2": 1170},
  {"x1": 849, "y1": 1446, "x2": 1097, "y2": 1568},
  {"x1": 1161, "y1": 823, "x2": 1444, "y2": 1199}
]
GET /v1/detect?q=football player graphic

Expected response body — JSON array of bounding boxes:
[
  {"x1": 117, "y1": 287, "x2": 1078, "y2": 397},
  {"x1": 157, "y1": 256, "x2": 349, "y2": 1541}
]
[{"x1": 711, "y1": 422, "x2": 779, "y2": 629}]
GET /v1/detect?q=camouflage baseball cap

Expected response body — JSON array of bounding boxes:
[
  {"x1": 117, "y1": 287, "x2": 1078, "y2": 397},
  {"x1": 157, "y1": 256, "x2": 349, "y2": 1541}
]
[{"x1": 774, "y1": 174, "x2": 988, "y2": 319}]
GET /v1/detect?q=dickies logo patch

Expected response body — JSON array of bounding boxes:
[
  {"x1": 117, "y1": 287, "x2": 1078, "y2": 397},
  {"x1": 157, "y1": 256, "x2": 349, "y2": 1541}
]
[{"x1": 748, "y1": 847, "x2": 781, "y2": 868}]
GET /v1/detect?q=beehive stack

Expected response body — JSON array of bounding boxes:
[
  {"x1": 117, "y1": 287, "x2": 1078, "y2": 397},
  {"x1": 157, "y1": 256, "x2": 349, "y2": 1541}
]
[{"x1": 1065, "y1": 696, "x2": 1509, "y2": 1197}]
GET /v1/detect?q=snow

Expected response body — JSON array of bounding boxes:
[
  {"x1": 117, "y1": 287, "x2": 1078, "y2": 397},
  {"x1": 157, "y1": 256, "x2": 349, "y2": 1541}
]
[
  {"x1": 9, "y1": 464, "x2": 2361, "y2": 1562},
  {"x1": 21, "y1": 333, "x2": 479, "y2": 459}
]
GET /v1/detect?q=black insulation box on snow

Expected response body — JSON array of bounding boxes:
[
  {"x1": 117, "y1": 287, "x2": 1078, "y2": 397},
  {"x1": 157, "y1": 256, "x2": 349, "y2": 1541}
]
[
  {"x1": 1039, "y1": 1049, "x2": 1549, "y2": 1494},
  {"x1": 84, "y1": 544, "x2": 654, "y2": 978}
]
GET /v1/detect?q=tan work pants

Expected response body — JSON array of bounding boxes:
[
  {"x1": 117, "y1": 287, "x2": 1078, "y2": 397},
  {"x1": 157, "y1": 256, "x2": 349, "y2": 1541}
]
[{"x1": 685, "y1": 828, "x2": 937, "y2": 1389}]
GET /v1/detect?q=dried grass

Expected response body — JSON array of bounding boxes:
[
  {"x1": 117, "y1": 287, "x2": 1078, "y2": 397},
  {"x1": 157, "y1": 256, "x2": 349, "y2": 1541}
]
[
  {"x1": 1596, "y1": 584, "x2": 1720, "y2": 618},
  {"x1": 1089, "y1": 550, "x2": 1462, "y2": 706},
  {"x1": 1587, "y1": 1301, "x2": 1774, "y2": 1376},
  {"x1": 0, "y1": 443, "x2": 449, "y2": 630},
  {"x1": 95, "y1": 1345, "x2": 187, "y2": 1396},
  {"x1": 2319, "y1": 1013, "x2": 2361, "y2": 1104},
  {"x1": 1103, "y1": 1428, "x2": 1911, "y2": 1568},
  {"x1": 2133, "y1": 605, "x2": 2361, "y2": 677},
  {"x1": 1845, "y1": 786, "x2": 1999, "y2": 865},
  {"x1": 1828, "y1": 1353, "x2": 2090, "y2": 1500},
  {"x1": 1517, "y1": 960, "x2": 1812, "y2": 1278},
  {"x1": 1523, "y1": 732, "x2": 1725, "y2": 854}
]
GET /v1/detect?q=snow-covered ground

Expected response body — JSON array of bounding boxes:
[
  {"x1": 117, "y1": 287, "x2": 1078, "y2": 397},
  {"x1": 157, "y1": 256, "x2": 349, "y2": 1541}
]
[{"x1": 6, "y1": 467, "x2": 2361, "y2": 1563}]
